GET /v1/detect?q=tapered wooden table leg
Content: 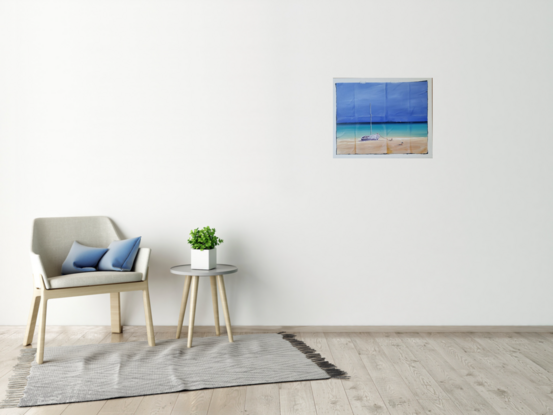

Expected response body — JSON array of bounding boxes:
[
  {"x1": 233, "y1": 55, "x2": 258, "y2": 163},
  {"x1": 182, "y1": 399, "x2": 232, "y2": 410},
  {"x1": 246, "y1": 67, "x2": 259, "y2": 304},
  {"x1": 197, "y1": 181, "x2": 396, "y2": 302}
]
[
  {"x1": 187, "y1": 276, "x2": 199, "y2": 348},
  {"x1": 217, "y1": 275, "x2": 233, "y2": 343},
  {"x1": 210, "y1": 275, "x2": 220, "y2": 336},
  {"x1": 176, "y1": 275, "x2": 192, "y2": 339}
]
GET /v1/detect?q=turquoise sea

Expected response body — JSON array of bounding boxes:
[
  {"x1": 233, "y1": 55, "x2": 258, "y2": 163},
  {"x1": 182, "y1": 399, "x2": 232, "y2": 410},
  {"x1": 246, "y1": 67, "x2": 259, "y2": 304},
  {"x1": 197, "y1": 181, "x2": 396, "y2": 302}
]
[{"x1": 336, "y1": 122, "x2": 428, "y2": 139}]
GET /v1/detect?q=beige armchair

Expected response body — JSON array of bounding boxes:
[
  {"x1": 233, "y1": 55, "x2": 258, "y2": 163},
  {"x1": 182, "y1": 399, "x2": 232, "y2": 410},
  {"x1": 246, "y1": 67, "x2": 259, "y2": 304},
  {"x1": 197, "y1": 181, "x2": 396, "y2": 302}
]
[{"x1": 24, "y1": 216, "x2": 155, "y2": 364}]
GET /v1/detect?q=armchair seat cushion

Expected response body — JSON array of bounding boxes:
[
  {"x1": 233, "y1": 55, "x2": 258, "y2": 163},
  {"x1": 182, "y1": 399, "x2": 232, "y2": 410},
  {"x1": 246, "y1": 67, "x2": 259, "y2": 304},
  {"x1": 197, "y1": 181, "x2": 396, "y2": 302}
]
[{"x1": 48, "y1": 271, "x2": 143, "y2": 289}]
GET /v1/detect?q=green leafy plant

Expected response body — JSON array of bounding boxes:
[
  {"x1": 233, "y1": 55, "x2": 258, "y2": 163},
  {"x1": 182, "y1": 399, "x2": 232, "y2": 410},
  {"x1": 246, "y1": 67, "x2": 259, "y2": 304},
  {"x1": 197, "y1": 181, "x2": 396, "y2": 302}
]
[{"x1": 187, "y1": 226, "x2": 224, "y2": 251}]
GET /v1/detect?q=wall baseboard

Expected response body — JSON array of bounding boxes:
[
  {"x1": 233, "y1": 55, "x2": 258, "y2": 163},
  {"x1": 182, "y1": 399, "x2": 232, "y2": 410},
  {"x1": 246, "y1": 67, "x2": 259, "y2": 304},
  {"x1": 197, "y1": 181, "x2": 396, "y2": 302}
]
[
  {"x1": 5, "y1": 325, "x2": 552, "y2": 333},
  {"x1": 137, "y1": 325, "x2": 553, "y2": 333}
]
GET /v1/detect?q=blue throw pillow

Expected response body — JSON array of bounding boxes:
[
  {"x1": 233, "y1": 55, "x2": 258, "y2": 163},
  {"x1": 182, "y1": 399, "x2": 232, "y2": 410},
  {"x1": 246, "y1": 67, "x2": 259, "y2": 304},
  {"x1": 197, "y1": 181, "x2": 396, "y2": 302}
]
[
  {"x1": 61, "y1": 241, "x2": 109, "y2": 275},
  {"x1": 97, "y1": 237, "x2": 141, "y2": 271}
]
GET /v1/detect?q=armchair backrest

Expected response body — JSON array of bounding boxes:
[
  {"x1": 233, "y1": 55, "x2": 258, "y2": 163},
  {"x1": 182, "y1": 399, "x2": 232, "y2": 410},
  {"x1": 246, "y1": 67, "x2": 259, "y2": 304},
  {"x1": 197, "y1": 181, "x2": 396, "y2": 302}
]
[{"x1": 31, "y1": 216, "x2": 123, "y2": 278}]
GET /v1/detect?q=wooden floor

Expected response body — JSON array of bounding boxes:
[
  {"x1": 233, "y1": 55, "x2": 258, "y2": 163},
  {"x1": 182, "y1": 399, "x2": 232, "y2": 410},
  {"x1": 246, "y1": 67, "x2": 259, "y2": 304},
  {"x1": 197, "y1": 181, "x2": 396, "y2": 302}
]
[{"x1": 2, "y1": 327, "x2": 553, "y2": 414}]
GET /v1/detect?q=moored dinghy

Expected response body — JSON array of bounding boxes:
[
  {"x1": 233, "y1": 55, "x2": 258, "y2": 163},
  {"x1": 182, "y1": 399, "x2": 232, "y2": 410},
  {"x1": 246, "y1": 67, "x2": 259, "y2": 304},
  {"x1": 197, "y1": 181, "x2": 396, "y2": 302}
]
[{"x1": 360, "y1": 133, "x2": 380, "y2": 141}]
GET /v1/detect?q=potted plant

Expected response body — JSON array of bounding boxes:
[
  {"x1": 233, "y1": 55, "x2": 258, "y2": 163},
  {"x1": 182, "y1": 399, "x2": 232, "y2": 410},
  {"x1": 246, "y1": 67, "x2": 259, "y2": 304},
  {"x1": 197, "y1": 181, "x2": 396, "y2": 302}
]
[{"x1": 188, "y1": 226, "x2": 223, "y2": 270}]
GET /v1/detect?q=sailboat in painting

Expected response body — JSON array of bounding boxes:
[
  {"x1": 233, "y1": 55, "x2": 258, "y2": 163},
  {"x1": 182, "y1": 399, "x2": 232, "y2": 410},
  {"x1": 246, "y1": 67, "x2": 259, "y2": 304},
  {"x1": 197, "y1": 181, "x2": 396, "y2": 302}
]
[{"x1": 360, "y1": 104, "x2": 381, "y2": 141}]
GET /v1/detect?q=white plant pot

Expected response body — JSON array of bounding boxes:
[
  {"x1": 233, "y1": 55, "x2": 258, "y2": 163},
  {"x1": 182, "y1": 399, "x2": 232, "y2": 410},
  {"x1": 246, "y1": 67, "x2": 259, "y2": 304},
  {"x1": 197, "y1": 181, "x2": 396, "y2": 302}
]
[{"x1": 191, "y1": 248, "x2": 217, "y2": 270}]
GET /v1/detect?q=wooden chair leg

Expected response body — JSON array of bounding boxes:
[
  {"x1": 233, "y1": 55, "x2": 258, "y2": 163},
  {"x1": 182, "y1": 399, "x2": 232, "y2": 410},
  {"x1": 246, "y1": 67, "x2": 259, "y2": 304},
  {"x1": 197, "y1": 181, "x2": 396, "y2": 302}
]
[
  {"x1": 210, "y1": 275, "x2": 220, "y2": 336},
  {"x1": 36, "y1": 296, "x2": 48, "y2": 364},
  {"x1": 176, "y1": 275, "x2": 192, "y2": 339},
  {"x1": 23, "y1": 289, "x2": 41, "y2": 346},
  {"x1": 110, "y1": 292, "x2": 122, "y2": 334},
  {"x1": 142, "y1": 288, "x2": 155, "y2": 347},
  {"x1": 187, "y1": 276, "x2": 199, "y2": 348},
  {"x1": 217, "y1": 275, "x2": 234, "y2": 343}
]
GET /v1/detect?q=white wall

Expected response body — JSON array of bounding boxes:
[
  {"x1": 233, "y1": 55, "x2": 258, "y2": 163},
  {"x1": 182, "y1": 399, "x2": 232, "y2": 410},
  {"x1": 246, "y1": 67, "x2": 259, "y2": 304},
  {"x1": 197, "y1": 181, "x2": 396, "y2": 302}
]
[{"x1": 1, "y1": 0, "x2": 552, "y2": 327}]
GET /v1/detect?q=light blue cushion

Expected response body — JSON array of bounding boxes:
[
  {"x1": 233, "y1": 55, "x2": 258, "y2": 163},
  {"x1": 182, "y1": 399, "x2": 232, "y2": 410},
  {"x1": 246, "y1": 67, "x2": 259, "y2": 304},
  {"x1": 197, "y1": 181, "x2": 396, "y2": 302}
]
[
  {"x1": 61, "y1": 241, "x2": 109, "y2": 275},
  {"x1": 98, "y1": 237, "x2": 141, "y2": 271}
]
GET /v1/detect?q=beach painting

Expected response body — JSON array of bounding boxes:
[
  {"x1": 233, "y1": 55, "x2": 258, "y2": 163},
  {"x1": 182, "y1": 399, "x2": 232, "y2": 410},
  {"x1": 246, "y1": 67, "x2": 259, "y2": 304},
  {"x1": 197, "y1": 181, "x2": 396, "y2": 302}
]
[{"x1": 334, "y1": 78, "x2": 432, "y2": 158}]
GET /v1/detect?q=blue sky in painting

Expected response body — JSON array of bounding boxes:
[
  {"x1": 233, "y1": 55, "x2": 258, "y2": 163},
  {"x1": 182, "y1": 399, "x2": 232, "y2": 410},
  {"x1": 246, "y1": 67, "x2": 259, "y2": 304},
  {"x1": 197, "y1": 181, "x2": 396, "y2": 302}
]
[{"x1": 336, "y1": 81, "x2": 428, "y2": 123}]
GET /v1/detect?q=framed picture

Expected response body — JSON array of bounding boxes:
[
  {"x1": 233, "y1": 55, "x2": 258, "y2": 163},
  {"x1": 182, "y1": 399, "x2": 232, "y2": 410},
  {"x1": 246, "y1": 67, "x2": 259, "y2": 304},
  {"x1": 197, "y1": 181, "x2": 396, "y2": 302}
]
[{"x1": 333, "y1": 78, "x2": 433, "y2": 158}]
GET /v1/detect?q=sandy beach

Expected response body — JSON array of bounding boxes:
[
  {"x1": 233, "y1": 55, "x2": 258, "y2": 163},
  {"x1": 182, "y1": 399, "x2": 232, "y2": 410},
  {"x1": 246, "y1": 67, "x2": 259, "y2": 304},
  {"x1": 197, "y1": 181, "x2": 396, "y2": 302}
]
[{"x1": 336, "y1": 137, "x2": 428, "y2": 155}]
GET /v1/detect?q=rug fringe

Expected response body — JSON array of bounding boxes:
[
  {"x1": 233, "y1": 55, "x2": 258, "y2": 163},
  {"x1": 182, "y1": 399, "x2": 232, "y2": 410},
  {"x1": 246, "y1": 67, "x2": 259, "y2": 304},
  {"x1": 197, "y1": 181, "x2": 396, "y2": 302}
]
[
  {"x1": 0, "y1": 348, "x2": 35, "y2": 408},
  {"x1": 278, "y1": 332, "x2": 350, "y2": 379}
]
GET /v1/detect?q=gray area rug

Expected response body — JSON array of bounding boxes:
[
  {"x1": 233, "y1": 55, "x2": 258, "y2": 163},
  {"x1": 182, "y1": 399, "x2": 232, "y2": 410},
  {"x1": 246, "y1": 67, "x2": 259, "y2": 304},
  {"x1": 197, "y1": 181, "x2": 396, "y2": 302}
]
[{"x1": 1, "y1": 333, "x2": 347, "y2": 408}]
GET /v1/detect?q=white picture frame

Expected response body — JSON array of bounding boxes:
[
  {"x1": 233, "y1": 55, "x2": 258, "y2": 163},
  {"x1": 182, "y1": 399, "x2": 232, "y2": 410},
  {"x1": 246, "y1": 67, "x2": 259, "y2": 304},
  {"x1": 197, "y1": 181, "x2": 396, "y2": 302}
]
[{"x1": 333, "y1": 78, "x2": 433, "y2": 158}]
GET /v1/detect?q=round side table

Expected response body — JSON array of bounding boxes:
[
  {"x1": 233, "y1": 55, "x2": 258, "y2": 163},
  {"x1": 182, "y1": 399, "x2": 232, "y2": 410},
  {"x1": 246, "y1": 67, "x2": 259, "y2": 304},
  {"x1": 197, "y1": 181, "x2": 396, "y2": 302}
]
[{"x1": 170, "y1": 264, "x2": 238, "y2": 348}]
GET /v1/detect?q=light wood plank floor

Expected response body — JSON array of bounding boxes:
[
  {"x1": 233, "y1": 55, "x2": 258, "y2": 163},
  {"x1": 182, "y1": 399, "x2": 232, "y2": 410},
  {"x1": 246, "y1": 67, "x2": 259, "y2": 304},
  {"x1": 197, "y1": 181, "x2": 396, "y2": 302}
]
[{"x1": 1, "y1": 326, "x2": 553, "y2": 414}]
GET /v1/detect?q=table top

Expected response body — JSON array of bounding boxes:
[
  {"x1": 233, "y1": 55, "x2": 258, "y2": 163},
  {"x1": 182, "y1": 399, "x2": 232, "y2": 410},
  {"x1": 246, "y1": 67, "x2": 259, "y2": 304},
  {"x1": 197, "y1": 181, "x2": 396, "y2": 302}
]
[{"x1": 170, "y1": 264, "x2": 238, "y2": 277}]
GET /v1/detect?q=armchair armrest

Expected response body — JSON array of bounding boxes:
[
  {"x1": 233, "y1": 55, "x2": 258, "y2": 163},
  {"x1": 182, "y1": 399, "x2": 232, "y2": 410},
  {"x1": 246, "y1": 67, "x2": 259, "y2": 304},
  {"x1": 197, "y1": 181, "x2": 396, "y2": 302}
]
[
  {"x1": 30, "y1": 252, "x2": 50, "y2": 289},
  {"x1": 133, "y1": 248, "x2": 151, "y2": 281}
]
